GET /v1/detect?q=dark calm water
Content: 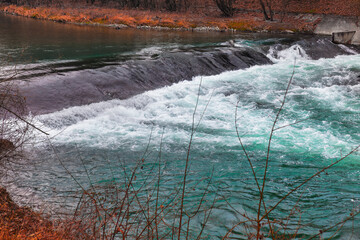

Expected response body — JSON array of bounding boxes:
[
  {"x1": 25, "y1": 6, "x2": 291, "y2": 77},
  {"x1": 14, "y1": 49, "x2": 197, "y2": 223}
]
[
  {"x1": 1, "y1": 12, "x2": 360, "y2": 239},
  {"x1": 0, "y1": 12, "x2": 241, "y2": 63}
]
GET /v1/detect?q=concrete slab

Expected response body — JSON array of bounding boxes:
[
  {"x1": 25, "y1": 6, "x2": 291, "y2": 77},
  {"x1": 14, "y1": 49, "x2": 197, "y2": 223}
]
[
  {"x1": 332, "y1": 31, "x2": 356, "y2": 44},
  {"x1": 352, "y1": 31, "x2": 360, "y2": 45},
  {"x1": 315, "y1": 16, "x2": 360, "y2": 45}
]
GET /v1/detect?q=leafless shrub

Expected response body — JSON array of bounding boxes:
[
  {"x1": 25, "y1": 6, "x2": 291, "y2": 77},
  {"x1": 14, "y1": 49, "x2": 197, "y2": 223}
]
[
  {"x1": 213, "y1": 0, "x2": 235, "y2": 17},
  {"x1": 0, "y1": 59, "x2": 49, "y2": 174},
  {"x1": 41, "y1": 79, "x2": 219, "y2": 239},
  {"x1": 0, "y1": 65, "x2": 29, "y2": 168},
  {"x1": 222, "y1": 65, "x2": 360, "y2": 239},
  {"x1": 49, "y1": 69, "x2": 360, "y2": 239},
  {"x1": 2, "y1": 56, "x2": 358, "y2": 239}
]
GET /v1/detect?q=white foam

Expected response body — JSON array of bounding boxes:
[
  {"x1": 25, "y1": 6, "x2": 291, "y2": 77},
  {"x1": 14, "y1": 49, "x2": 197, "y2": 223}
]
[
  {"x1": 35, "y1": 54, "x2": 360, "y2": 157},
  {"x1": 136, "y1": 46, "x2": 164, "y2": 56},
  {"x1": 267, "y1": 44, "x2": 310, "y2": 63},
  {"x1": 338, "y1": 44, "x2": 359, "y2": 55},
  {"x1": 135, "y1": 44, "x2": 180, "y2": 56}
]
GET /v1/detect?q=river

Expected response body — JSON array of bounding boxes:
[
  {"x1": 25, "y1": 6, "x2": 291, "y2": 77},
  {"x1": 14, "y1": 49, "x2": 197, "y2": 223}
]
[{"x1": 1, "y1": 12, "x2": 360, "y2": 239}]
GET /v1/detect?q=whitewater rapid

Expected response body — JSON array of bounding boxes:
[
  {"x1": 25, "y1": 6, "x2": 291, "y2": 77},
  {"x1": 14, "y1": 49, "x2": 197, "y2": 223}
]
[
  {"x1": 36, "y1": 44, "x2": 359, "y2": 160},
  {"x1": 2, "y1": 37, "x2": 360, "y2": 238}
]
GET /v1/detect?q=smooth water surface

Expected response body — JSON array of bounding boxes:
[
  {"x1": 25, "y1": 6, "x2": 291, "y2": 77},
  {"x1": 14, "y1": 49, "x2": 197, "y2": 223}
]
[{"x1": 0, "y1": 12, "x2": 239, "y2": 64}]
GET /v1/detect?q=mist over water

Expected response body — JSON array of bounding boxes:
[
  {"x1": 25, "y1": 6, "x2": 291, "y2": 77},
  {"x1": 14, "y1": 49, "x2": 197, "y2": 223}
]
[{"x1": 1, "y1": 12, "x2": 360, "y2": 239}]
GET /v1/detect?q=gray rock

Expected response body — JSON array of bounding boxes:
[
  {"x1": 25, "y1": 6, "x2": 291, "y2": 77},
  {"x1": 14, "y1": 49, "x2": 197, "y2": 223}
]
[{"x1": 0, "y1": 139, "x2": 15, "y2": 152}]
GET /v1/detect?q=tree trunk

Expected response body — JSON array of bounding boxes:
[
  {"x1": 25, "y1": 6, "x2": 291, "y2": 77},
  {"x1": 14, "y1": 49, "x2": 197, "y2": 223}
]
[
  {"x1": 265, "y1": 0, "x2": 273, "y2": 21},
  {"x1": 258, "y1": 0, "x2": 270, "y2": 20}
]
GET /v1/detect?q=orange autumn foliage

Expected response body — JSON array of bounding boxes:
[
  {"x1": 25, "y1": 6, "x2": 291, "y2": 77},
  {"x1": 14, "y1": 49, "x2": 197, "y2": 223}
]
[
  {"x1": 0, "y1": 188, "x2": 65, "y2": 240},
  {"x1": 0, "y1": 3, "x2": 325, "y2": 33}
]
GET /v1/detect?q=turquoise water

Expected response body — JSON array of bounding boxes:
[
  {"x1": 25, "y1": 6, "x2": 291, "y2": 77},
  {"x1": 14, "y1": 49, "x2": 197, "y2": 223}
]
[
  {"x1": 31, "y1": 48, "x2": 359, "y2": 238},
  {"x1": 1, "y1": 12, "x2": 360, "y2": 239}
]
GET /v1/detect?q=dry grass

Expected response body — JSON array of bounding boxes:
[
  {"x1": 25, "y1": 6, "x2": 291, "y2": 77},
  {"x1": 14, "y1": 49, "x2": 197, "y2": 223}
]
[
  {"x1": 0, "y1": 3, "x2": 323, "y2": 33},
  {"x1": 0, "y1": 187, "x2": 65, "y2": 240}
]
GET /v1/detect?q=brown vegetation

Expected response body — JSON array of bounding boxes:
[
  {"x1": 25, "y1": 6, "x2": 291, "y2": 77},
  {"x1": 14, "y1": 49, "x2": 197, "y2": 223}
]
[
  {"x1": 1, "y1": 0, "x2": 359, "y2": 33},
  {"x1": 0, "y1": 187, "x2": 64, "y2": 240},
  {"x1": 214, "y1": 0, "x2": 235, "y2": 17},
  {"x1": 0, "y1": 55, "x2": 55, "y2": 240},
  {"x1": 0, "y1": 3, "x2": 324, "y2": 33},
  {"x1": 1, "y1": 0, "x2": 359, "y2": 16}
]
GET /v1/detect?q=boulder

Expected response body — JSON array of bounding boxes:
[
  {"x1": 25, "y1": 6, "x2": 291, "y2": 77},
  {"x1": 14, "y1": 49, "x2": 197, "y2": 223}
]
[{"x1": 0, "y1": 139, "x2": 15, "y2": 152}]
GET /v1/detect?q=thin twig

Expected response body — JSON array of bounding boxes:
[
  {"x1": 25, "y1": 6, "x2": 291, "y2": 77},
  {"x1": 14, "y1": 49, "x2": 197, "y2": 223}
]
[
  {"x1": 0, "y1": 104, "x2": 49, "y2": 135},
  {"x1": 307, "y1": 208, "x2": 360, "y2": 240},
  {"x1": 261, "y1": 144, "x2": 360, "y2": 222},
  {"x1": 256, "y1": 64, "x2": 296, "y2": 239}
]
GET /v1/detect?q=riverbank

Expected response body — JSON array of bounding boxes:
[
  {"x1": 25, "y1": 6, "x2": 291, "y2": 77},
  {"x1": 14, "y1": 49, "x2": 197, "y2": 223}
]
[
  {"x1": 0, "y1": 187, "x2": 63, "y2": 239},
  {"x1": 0, "y1": 4, "x2": 322, "y2": 33}
]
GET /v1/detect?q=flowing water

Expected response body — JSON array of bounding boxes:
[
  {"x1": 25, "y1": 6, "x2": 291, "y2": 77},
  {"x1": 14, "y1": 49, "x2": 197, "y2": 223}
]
[{"x1": 1, "y1": 12, "x2": 360, "y2": 239}]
